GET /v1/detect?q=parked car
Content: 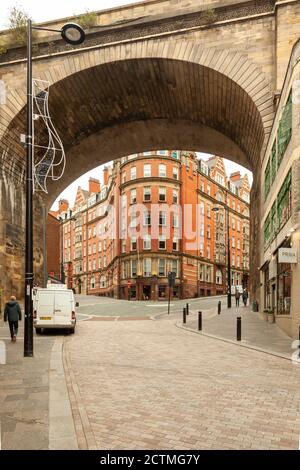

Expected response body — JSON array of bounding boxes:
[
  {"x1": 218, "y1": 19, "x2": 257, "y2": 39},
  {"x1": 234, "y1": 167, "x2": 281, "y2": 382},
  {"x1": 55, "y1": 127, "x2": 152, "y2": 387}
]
[{"x1": 33, "y1": 285, "x2": 77, "y2": 334}]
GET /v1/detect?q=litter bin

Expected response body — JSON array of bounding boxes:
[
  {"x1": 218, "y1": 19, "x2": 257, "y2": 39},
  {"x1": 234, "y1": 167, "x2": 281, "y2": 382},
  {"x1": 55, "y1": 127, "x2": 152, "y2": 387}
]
[{"x1": 252, "y1": 300, "x2": 258, "y2": 312}]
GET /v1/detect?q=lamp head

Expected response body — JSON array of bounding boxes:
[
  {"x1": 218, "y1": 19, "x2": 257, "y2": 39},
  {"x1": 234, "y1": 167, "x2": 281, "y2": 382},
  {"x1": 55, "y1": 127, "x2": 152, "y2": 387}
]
[{"x1": 61, "y1": 23, "x2": 85, "y2": 45}]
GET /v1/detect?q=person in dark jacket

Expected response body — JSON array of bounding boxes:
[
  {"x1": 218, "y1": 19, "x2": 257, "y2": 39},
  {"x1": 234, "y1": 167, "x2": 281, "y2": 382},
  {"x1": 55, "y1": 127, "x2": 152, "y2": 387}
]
[
  {"x1": 4, "y1": 296, "x2": 22, "y2": 342},
  {"x1": 235, "y1": 289, "x2": 241, "y2": 307},
  {"x1": 242, "y1": 289, "x2": 248, "y2": 307}
]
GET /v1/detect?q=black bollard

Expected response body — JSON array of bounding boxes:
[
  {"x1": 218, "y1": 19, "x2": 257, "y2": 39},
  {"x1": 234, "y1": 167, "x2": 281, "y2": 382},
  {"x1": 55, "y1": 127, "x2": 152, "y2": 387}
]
[
  {"x1": 299, "y1": 326, "x2": 300, "y2": 358},
  {"x1": 198, "y1": 311, "x2": 202, "y2": 331},
  {"x1": 237, "y1": 316, "x2": 241, "y2": 341},
  {"x1": 218, "y1": 301, "x2": 221, "y2": 315},
  {"x1": 183, "y1": 307, "x2": 186, "y2": 324},
  {"x1": 186, "y1": 303, "x2": 189, "y2": 315}
]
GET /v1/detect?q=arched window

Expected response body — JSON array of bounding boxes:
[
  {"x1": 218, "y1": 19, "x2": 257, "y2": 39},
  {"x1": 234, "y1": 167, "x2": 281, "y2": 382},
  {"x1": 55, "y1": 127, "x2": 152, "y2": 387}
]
[{"x1": 216, "y1": 269, "x2": 223, "y2": 285}]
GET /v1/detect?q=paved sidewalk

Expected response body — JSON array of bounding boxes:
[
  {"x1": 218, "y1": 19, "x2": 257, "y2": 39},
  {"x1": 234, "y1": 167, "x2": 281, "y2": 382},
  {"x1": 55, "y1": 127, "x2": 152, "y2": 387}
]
[
  {"x1": 0, "y1": 318, "x2": 53, "y2": 449},
  {"x1": 179, "y1": 305, "x2": 294, "y2": 360},
  {"x1": 0, "y1": 318, "x2": 76, "y2": 450}
]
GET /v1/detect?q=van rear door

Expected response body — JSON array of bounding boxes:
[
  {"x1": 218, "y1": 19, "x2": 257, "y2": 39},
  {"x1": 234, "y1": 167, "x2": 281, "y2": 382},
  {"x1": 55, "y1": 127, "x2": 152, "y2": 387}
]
[
  {"x1": 54, "y1": 291, "x2": 73, "y2": 326},
  {"x1": 36, "y1": 290, "x2": 55, "y2": 326}
]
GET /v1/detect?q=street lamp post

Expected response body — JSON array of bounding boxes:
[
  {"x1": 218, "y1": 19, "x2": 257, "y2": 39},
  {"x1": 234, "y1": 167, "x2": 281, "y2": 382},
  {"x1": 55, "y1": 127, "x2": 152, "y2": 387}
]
[
  {"x1": 24, "y1": 20, "x2": 85, "y2": 357},
  {"x1": 212, "y1": 205, "x2": 231, "y2": 309}
]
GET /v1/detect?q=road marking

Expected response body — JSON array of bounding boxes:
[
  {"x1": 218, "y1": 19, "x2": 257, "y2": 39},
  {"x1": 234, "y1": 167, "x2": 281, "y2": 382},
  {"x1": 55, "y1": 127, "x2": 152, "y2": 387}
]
[{"x1": 146, "y1": 304, "x2": 174, "y2": 307}]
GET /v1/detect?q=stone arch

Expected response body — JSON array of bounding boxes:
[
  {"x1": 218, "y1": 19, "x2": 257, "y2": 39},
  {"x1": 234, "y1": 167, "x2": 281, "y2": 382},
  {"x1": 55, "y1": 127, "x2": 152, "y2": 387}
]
[
  {"x1": 0, "y1": 39, "x2": 273, "y2": 198},
  {"x1": 0, "y1": 38, "x2": 274, "y2": 298}
]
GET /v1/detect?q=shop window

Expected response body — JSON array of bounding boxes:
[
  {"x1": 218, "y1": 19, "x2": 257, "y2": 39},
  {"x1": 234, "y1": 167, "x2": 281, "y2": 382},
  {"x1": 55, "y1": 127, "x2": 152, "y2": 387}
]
[
  {"x1": 277, "y1": 263, "x2": 291, "y2": 315},
  {"x1": 173, "y1": 286, "x2": 179, "y2": 298},
  {"x1": 158, "y1": 285, "x2": 167, "y2": 298},
  {"x1": 129, "y1": 286, "x2": 136, "y2": 299}
]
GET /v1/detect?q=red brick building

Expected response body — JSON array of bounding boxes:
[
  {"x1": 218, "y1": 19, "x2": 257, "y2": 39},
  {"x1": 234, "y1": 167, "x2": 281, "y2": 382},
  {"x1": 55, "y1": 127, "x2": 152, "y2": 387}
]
[{"x1": 55, "y1": 151, "x2": 250, "y2": 299}]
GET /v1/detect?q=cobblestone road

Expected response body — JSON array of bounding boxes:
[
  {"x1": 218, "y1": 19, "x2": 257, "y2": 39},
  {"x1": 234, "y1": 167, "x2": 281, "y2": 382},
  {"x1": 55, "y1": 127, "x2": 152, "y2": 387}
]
[{"x1": 64, "y1": 315, "x2": 300, "y2": 450}]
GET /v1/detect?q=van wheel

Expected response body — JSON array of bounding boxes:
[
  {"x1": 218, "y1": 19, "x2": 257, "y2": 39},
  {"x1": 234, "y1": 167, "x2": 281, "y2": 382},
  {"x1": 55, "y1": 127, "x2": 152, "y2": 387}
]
[{"x1": 36, "y1": 328, "x2": 42, "y2": 335}]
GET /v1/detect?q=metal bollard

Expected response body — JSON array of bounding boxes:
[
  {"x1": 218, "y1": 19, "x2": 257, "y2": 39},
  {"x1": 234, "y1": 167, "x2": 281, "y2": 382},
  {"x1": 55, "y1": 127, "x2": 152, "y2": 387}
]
[
  {"x1": 183, "y1": 307, "x2": 186, "y2": 324},
  {"x1": 186, "y1": 303, "x2": 189, "y2": 315},
  {"x1": 299, "y1": 326, "x2": 300, "y2": 358},
  {"x1": 218, "y1": 301, "x2": 221, "y2": 315},
  {"x1": 198, "y1": 311, "x2": 202, "y2": 331},
  {"x1": 237, "y1": 316, "x2": 241, "y2": 341}
]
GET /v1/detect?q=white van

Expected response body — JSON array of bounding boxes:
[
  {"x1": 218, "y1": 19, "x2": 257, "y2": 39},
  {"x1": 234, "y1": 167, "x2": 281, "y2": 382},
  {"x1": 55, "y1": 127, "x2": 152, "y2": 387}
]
[
  {"x1": 33, "y1": 286, "x2": 77, "y2": 334},
  {"x1": 231, "y1": 285, "x2": 244, "y2": 295}
]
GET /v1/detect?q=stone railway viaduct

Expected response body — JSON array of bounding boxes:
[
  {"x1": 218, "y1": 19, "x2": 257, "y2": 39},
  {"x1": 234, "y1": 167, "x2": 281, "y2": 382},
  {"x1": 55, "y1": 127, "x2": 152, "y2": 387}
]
[{"x1": 0, "y1": 0, "x2": 300, "y2": 303}]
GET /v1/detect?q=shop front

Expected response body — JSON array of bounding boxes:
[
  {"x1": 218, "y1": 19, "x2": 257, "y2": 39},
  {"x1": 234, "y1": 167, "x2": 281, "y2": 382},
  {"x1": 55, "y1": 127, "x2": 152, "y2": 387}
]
[{"x1": 277, "y1": 247, "x2": 294, "y2": 315}]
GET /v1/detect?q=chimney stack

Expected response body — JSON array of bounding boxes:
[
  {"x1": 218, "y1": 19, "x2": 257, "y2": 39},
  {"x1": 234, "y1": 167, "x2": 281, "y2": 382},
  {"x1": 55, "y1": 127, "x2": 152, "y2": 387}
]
[
  {"x1": 89, "y1": 177, "x2": 101, "y2": 194},
  {"x1": 58, "y1": 199, "x2": 69, "y2": 214},
  {"x1": 103, "y1": 166, "x2": 109, "y2": 186},
  {"x1": 230, "y1": 171, "x2": 241, "y2": 182}
]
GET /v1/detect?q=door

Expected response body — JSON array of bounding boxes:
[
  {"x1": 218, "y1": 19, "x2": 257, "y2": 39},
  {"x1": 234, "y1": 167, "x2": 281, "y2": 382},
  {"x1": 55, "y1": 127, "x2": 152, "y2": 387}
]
[
  {"x1": 142, "y1": 285, "x2": 151, "y2": 300},
  {"x1": 36, "y1": 291, "x2": 55, "y2": 326},
  {"x1": 54, "y1": 291, "x2": 73, "y2": 326}
]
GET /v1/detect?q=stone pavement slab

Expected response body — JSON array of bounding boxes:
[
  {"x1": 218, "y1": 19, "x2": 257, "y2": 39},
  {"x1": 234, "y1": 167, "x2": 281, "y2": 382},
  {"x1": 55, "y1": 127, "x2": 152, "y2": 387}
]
[
  {"x1": 0, "y1": 318, "x2": 53, "y2": 449},
  {"x1": 64, "y1": 316, "x2": 300, "y2": 450},
  {"x1": 0, "y1": 318, "x2": 77, "y2": 450}
]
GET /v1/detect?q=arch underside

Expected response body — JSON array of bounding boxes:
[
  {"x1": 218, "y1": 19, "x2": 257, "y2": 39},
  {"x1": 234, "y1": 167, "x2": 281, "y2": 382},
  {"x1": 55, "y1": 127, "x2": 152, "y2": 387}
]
[{"x1": 0, "y1": 56, "x2": 268, "y2": 205}]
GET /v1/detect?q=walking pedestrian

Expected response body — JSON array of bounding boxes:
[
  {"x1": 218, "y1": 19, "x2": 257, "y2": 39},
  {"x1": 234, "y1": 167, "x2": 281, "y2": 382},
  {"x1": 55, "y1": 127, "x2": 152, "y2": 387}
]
[
  {"x1": 242, "y1": 289, "x2": 248, "y2": 307},
  {"x1": 235, "y1": 289, "x2": 241, "y2": 307},
  {"x1": 4, "y1": 296, "x2": 22, "y2": 342}
]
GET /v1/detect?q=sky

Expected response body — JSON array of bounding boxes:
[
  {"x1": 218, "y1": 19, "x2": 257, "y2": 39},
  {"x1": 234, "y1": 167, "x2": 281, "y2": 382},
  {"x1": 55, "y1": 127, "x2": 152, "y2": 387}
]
[
  {"x1": 0, "y1": 1, "x2": 253, "y2": 209},
  {"x1": 51, "y1": 154, "x2": 253, "y2": 211}
]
